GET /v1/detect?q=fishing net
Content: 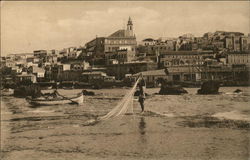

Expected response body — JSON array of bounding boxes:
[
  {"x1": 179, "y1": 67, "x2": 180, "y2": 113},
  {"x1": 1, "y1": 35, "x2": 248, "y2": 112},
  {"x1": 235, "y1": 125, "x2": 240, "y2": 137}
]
[
  {"x1": 83, "y1": 77, "x2": 140, "y2": 126},
  {"x1": 100, "y1": 78, "x2": 140, "y2": 120}
]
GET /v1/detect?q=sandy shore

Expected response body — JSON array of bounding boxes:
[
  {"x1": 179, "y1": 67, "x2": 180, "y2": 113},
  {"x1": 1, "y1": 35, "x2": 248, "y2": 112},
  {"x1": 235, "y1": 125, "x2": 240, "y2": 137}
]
[{"x1": 1, "y1": 87, "x2": 250, "y2": 160}]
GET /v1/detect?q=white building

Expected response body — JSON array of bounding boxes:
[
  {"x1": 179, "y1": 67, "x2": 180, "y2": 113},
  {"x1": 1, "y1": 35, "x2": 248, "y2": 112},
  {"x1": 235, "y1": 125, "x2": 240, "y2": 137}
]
[{"x1": 227, "y1": 54, "x2": 250, "y2": 65}]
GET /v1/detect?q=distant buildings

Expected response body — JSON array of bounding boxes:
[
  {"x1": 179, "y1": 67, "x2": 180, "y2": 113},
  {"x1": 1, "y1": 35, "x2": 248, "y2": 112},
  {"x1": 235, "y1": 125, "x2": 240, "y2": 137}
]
[
  {"x1": 106, "y1": 62, "x2": 158, "y2": 79},
  {"x1": 81, "y1": 71, "x2": 107, "y2": 83},
  {"x1": 131, "y1": 69, "x2": 167, "y2": 87},
  {"x1": 227, "y1": 53, "x2": 250, "y2": 65},
  {"x1": 16, "y1": 72, "x2": 37, "y2": 83},
  {"x1": 85, "y1": 17, "x2": 137, "y2": 65},
  {"x1": 0, "y1": 16, "x2": 250, "y2": 87},
  {"x1": 127, "y1": 64, "x2": 249, "y2": 86},
  {"x1": 30, "y1": 66, "x2": 45, "y2": 82},
  {"x1": 34, "y1": 50, "x2": 47, "y2": 58},
  {"x1": 159, "y1": 51, "x2": 214, "y2": 67},
  {"x1": 105, "y1": 50, "x2": 136, "y2": 65},
  {"x1": 141, "y1": 38, "x2": 156, "y2": 46},
  {"x1": 240, "y1": 36, "x2": 250, "y2": 52}
]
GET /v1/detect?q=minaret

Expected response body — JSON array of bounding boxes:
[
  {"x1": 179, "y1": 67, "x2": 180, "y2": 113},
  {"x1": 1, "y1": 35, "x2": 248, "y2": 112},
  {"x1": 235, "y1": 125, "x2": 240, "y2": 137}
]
[{"x1": 127, "y1": 17, "x2": 133, "y2": 37}]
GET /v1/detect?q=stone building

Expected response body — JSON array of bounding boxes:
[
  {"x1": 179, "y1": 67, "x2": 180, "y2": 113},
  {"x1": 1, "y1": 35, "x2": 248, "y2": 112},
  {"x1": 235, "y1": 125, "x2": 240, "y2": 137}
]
[
  {"x1": 16, "y1": 73, "x2": 37, "y2": 83},
  {"x1": 106, "y1": 62, "x2": 158, "y2": 79},
  {"x1": 105, "y1": 50, "x2": 136, "y2": 65},
  {"x1": 131, "y1": 69, "x2": 167, "y2": 87},
  {"x1": 225, "y1": 37, "x2": 234, "y2": 50},
  {"x1": 227, "y1": 53, "x2": 250, "y2": 65},
  {"x1": 212, "y1": 41, "x2": 224, "y2": 51},
  {"x1": 159, "y1": 51, "x2": 214, "y2": 67},
  {"x1": 240, "y1": 36, "x2": 250, "y2": 52},
  {"x1": 141, "y1": 38, "x2": 156, "y2": 46},
  {"x1": 85, "y1": 17, "x2": 137, "y2": 64},
  {"x1": 232, "y1": 36, "x2": 241, "y2": 52},
  {"x1": 33, "y1": 50, "x2": 47, "y2": 58}
]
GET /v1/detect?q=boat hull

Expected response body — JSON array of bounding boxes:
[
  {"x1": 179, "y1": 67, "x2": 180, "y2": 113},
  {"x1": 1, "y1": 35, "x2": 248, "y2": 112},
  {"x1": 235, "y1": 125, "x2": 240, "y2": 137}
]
[{"x1": 27, "y1": 94, "x2": 84, "y2": 106}]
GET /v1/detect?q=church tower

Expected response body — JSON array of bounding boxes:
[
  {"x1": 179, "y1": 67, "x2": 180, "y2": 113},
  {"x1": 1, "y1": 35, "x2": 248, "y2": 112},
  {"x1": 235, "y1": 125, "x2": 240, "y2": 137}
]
[{"x1": 126, "y1": 17, "x2": 134, "y2": 37}]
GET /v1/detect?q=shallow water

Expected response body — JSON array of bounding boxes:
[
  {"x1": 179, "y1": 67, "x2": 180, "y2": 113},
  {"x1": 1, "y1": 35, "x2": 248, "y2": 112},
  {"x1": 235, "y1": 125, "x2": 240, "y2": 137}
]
[{"x1": 1, "y1": 87, "x2": 250, "y2": 160}]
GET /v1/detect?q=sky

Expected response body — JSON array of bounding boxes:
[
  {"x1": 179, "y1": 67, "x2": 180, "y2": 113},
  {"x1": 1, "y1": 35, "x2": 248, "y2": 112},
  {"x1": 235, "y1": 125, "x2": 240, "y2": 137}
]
[{"x1": 1, "y1": 1, "x2": 249, "y2": 56}]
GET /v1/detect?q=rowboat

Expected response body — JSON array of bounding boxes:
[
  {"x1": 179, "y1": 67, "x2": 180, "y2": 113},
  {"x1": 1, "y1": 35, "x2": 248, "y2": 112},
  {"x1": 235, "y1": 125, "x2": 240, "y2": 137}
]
[{"x1": 26, "y1": 92, "x2": 84, "y2": 106}]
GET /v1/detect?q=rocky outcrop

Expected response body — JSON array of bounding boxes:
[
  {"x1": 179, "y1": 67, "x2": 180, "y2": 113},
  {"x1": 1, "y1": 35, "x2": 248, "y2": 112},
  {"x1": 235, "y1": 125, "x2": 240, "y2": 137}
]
[
  {"x1": 234, "y1": 89, "x2": 242, "y2": 93},
  {"x1": 156, "y1": 78, "x2": 188, "y2": 95},
  {"x1": 159, "y1": 84, "x2": 188, "y2": 95},
  {"x1": 197, "y1": 81, "x2": 220, "y2": 94},
  {"x1": 82, "y1": 90, "x2": 95, "y2": 96}
]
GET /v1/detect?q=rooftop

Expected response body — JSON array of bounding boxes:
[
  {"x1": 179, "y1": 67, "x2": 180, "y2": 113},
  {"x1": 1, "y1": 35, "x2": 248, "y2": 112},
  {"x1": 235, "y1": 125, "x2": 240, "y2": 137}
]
[
  {"x1": 32, "y1": 66, "x2": 45, "y2": 73},
  {"x1": 142, "y1": 38, "x2": 155, "y2": 42},
  {"x1": 134, "y1": 69, "x2": 166, "y2": 76},
  {"x1": 166, "y1": 66, "x2": 201, "y2": 73},
  {"x1": 108, "y1": 29, "x2": 127, "y2": 38},
  {"x1": 161, "y1": 51, "x2": 214, "y2": 55},
  {"x1": 82, "y1": 71, "x2": 107, "y2": 76},
  {"x1": 17, "y1": 73, "x2": 35, "y2": 77}
]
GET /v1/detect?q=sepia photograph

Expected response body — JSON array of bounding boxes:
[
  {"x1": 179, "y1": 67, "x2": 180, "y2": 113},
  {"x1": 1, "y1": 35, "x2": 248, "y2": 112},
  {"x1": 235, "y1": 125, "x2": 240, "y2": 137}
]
[{"x1": 1, "y1": 1, "x2": 250, "y2": 160}]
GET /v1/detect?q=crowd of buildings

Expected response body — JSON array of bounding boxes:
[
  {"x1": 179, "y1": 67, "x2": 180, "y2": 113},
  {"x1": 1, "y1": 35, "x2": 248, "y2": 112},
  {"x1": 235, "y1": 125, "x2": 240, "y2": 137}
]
[{"x1": 1, "y1": 17, "x2": 250, "y2": 88}]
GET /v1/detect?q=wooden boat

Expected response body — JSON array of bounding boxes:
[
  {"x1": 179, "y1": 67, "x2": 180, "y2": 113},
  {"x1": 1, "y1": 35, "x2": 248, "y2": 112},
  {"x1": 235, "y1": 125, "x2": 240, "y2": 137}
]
[{"x1": 26, "y1": 92, "x2": 84, "y2": 106}]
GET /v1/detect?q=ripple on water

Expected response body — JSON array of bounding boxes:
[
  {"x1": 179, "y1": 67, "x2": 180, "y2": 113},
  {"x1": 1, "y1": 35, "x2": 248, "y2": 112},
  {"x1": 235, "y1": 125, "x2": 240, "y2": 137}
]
[
  {"x1": 213, "y1": 110, "x2": 250, "y2": 121},
  {"x1": 178, "y1": 115, "x2": 250, "y2": 130}
]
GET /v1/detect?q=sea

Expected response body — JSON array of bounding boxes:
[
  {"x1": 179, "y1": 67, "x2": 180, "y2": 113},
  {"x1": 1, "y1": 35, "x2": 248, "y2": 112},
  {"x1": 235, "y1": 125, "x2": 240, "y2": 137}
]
[{"x1": 1, "y1": 87, "x2": 250, "y2": 160}]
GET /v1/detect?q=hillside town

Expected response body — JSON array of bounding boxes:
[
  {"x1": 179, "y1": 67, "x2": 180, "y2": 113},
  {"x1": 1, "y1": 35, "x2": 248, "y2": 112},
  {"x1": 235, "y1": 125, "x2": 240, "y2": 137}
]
[{"x1": 1, "y1": 17, "x2": 250, "y2": 89}]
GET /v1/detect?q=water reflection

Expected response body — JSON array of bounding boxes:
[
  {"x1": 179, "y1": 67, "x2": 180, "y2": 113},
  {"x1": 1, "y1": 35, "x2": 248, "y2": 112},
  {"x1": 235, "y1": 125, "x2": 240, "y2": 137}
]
[
  {"x1": 138, "y1": 117, "x2": 147, "y2": 144},
  {"x1": 139, "y1": 117, "x2": 146, "y2": 135}
]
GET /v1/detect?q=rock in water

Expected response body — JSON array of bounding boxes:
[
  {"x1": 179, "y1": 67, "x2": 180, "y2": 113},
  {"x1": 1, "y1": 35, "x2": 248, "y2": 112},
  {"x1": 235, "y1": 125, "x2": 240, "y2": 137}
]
[
  {"x1": 234, "y1": 89, "x2": 242, "y2": 93},
  {"x1": 197, "y1": 81, "x2": 220, "y2": 94},
  {"x1": 159, "y1": 84, "x2": 188, "y2": 95},
  {"x1": 82, "y1": 90, "x2": 95, "y2": 96},
  {"x1": 157, "y1": 78, "x2": 188, "y2": 95}
]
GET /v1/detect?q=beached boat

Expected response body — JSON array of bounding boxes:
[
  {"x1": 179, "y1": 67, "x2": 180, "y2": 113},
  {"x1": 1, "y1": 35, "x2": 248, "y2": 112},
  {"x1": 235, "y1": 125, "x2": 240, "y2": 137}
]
[{"x1": 26, "y1": 92, "x2": 84, "y2": 106}]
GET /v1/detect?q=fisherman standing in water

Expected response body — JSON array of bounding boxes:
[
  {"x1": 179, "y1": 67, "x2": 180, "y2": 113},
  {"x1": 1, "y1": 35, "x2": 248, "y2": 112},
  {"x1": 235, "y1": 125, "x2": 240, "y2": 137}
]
[{"x1": 138, "y1": 74, "x2": 146, "y2": 113}]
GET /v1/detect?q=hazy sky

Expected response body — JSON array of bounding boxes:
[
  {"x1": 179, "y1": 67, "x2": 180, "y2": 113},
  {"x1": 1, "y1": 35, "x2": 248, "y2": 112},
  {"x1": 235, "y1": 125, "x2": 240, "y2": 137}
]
[{"x1": 1, "y1": 1, "x2": 249, "y2": 56}]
